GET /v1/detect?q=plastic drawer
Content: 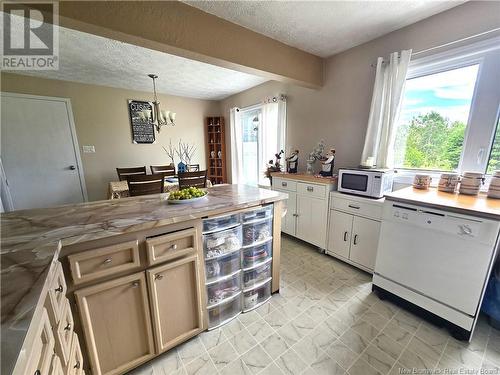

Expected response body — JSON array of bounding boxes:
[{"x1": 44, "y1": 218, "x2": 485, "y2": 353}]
[
  {"x1": 243, "y1": 279, "x2": 272, "y2": 312},
  {"x1": 241, "y1": 205, "x2": 273, "y2": 224},
  {"x1": 208, "y1": 293, "x2": 242, "y2": 330},
  {"x1": 243, "y1": 260, "x2": 272, "y2": 289},
  {"x1": 205, "y1": 251, "x2": 241, "y2": 284},
  {"x1": 203, "y1": 225, "x2": 242, "y2": 260},
  {"x1": 206, "y1": 271, "x2": 242, "y2": 308},
  {"x1": 203, "y1": 213, "x2": 240, "y2": 234},
  {"x1": 242, "y1": 239, "x2": 272, "y2": 269},
  {"x1": 242, "y1": 218, "x2": 273, "y2": 247}
]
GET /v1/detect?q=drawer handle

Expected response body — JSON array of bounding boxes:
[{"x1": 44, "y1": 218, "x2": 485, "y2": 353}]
[
  {"x1": 353, "y1": 234, "x2": 358, "y2": 245},
  {"x1": 348, "y1": 204, "x2": 360, "y2": 209},
  {"x1": 306, "y1": 186, "x2": 314, "y2": 192},
  {"x1": 155, "y1": 274, "x2": 164, "y2": 280},
  {"x1": 54, "y1": 285, "x2": 63, "y2": 293},
  {"x1": 103, "y1": 258, "x2": 112, "y2": 265},
  {"x1": 170, "y1": 244, "x2": 178, "y2": 251},
  {"x1": 282, "y1": 182, "x2": 287, "y2": 187},
  {"x1": 459, "y1": 224, "x2": 473, "y2": 236},
  {"x1": 34, "y1": 370, "x2": 41, "y2": 375},
  {"x1": 343, "y1": 231, "x2": 348, "y2": 242},
  {"x1": 64, "y1": 323, "x2": 71, "y2": 331},
  {"x1": 292, "y1": 213, "x2": 299, "y2": 217},
  {"x1": 132, "y1": 281, "x2": 140, "y2": 288},
  {"x1": 74, "y1": 361, "x2": 81, "y2": 369}
]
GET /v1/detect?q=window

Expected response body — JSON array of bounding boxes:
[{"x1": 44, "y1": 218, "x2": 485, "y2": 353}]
[
  {"x1": 487, "y1": 115, "x2": 500, "y2": 174},
  {"x1": 240, "y1": 108, "x2": 261, "y2": 186},
  {"x1": 390, "y1": 39, "x2": 500, "y2": 175}
]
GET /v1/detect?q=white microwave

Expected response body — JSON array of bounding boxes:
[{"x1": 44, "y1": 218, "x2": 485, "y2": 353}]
[{"x1": 338, "y1": 168, "x2": 394, "y2": 198}]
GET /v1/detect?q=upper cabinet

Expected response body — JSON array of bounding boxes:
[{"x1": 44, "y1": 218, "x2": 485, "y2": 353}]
[{"x1": 75, "y1": 272, "x2": 155, "y2": 375}]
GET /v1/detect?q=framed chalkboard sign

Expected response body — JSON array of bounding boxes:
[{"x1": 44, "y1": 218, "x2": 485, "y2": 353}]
[{"x1": 128, "y1": 100, "x2": 156, "y2": 144}]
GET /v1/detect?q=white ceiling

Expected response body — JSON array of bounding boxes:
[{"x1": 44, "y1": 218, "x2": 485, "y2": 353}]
[
  {"x1": 7, "y1": 24, "x2": 268, "y2": 100},
  {"x1": 186, "y1": 1, "x2": 466, "y2": 57}
]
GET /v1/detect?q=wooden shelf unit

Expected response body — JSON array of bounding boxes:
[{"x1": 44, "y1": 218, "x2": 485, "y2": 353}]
[{"x1": 205, "y1": 116, "x2": 227, "y2": 185}]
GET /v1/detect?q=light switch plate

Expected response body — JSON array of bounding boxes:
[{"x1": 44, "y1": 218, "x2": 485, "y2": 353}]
[{"x1": 82, "y1": 145, "x2": 95, "y2": 153}]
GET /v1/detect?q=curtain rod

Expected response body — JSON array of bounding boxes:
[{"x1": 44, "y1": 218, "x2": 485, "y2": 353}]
[{"x1": 371, "y1": 27, "x2": 500, "y2": 67}]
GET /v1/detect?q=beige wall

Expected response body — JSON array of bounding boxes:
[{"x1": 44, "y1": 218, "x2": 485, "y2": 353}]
[
  {"x1": 220, "y1": 1, "x2": 500, "y2": 178},
  {"x1": 1, "y1": 73, "x2": 220, "y2": 201}
]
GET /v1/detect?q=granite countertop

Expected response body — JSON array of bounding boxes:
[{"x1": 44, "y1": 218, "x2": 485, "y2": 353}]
[
  {"x1": 385, "y1": 186, "x2": 500, "y2": 220},
  {"x1": 271, "y1": 172, "x2": 338, "y2": 185},
  {"x1": 1, "y1": 184, "x2": 287, "y2": 375}
]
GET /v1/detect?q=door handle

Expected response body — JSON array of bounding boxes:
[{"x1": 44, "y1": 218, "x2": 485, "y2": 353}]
[
  {"x1": 155, "y1": 274, "x2": 164, "y2": 280},
  {"x1": 132, "y1": 281, "x2": 140, "y2": 288},
  {"x1": 54, "y1": 285, "x2": 63, "y2": 293},
  {"x1": 343, "y1": 231, "x2": 348, "y2": 241},
  {"x1": 64, "y1": 323, "x2": 71, "y2": 331},
  {"x1": 306, "y1": 186, "x2": 314, "y2": 192},
  {"x1": 353, "y1": 234, "x2": 358, "y2": 245},
  {"x1": 282, "y1": 182, "x2": 287, "y2": 187},
  {"x1": 69, "y1": 165, "x2": 76, "y2": 170}
]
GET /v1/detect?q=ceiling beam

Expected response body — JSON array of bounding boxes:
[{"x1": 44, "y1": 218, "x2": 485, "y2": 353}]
[{"x1": 56, "y1": 1, "x2": 323, "y2": 88}]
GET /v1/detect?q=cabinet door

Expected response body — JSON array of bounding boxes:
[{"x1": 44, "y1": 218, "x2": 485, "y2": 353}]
[
  {"x1": 24, "y1": 308, "x2": 54, "y2": 375},
  {"x1": 327, "y1": 210, "x2": 353, "y2": 260},
  {"x1": 350, "y1": 216, "x2": 381, "y2": 271},
  {"x1": 75, "y1": 272, "x2": 155, "y2": 375},
  {"x1": 296, "y1": 195, "x2": 328, "y2": 248},
  {"x1": 147, "y1": 255, "x2": 204, "y2": 353},
  {"x1": 281, "y1": 190, "x2": 296, "y2": 236}
]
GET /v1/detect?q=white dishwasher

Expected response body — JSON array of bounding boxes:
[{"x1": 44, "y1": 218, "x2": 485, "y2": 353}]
[{"x1": 373, "y1": 200, "x2": 500, "y2": 340}]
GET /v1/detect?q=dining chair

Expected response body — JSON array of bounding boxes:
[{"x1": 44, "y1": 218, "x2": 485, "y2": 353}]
[
  {"x1": 150, "y1": 164, "x2": 176, "y2": 177},
  {"x1": 178, "y1": 170, "x2": 207, "y2": 189},
  {"x1": 116, "y1": 166, "x2": 147, "y2": 181},
  {"x1": 126, "y1": 174, "x2": 165, "y2": 196},
  {"x1": 187, "y1": 164, "x2": 200, "y2": 172}
]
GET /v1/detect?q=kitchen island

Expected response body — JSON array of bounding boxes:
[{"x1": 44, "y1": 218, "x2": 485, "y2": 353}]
[{"x1": 1, "y1": 184, "x2": 287, "y2": 375}]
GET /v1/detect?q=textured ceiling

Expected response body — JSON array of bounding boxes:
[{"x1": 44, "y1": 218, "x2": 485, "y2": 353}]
[
  {"x1": 186, "y1": 1, "x2": 466, "y2": 57},
  {"x1": 7, "y1": 24, "x2": 268, "y2": 100}
]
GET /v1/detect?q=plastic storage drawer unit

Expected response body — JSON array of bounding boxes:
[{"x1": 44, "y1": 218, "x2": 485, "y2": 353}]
[
  {"x1": 242, "y1": 218, "x2": 273, "y2": 247},
  {"x1": 242, "y1": 238, "x2": 272, "y2": 269},
  {"x1": 208, "y1": 294, "x2": 242, "y2": 329},
  {"x1": 243, "y1": 260, "x2": 272, "y2": 289},
  {"x1": 205, "y1": 251, "x2": 241, "y2": 283},
  {"x1": 241, "y1": 205, "x2": 273, "y2": 224},
  {"x1": 204, "y1": 225, "x2": 242, "y2": 260},
  {"x1": 206, "y1": 271, "x2": 242, "y2": 308},
  {"x1": 243, "y1": 279, "x2": 272, "y2": 312}
]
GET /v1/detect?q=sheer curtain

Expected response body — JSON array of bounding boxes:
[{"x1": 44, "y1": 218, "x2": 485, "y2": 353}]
[
  {"x1": 229, "y1": 107, "x2": 243, "y2": 184},
  {"x1": 259, "y1": 95, "x2": 287, "y2": 185},
  {"x1": 361, "y1": 50, "x2": 412, "y2": 169}
]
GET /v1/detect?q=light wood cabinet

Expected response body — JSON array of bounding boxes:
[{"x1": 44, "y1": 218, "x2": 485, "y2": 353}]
[
  {"x1": 49, "y1": 354, "x2": 64, "y2": 375},
  {"x1": 75, "y1": 272, "x2": 155, "y2": 375},
  {"x1": 24, "y1": 308, "x2": 54, "y2": 375},
  {"x1": 65, "y1": 333, "x2": 84, "y2": 375},
  {"x1": 147, "y1": 254, "x2": 204, "y2": 353},
  {"x1": 146, "y1": 228, "x2": 197, "y2": 265},
  {"x1": 47, "y1": 262, "x2": 67, "y2": 325},
  {"x1": 54, "y1": 299, "x2": 74, "y2": 365}
]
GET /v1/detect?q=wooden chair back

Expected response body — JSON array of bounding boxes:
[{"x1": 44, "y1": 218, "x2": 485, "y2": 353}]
[
  {"x1": 187, "y1": 164, "x2": 200, "y2": 172},
  {"x1": 178, "y1": 170, "x2": 207, "y2": 189},
  {"x1": 126, "y1": 174, "x2": 165, "y2": 196},
  {"x1": 116, "y1": 166, "x2": 147, "y2": 181},
  {"x1": 150, "y1": 164, "x2": 176, "y2": 177}
]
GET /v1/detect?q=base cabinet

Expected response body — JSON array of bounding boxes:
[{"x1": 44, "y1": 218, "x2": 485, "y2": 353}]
[
  {"x1": 281, "y1": 191, "x2": 296, "y2": 235},
  {"x1": 349, "y1": 216, "x2": 381, "y2": 270},
  {"x1": 296, "y1": 195, "x2": 328, "y2": 248},
  {"x1": 147, "y1": 255, "x2": 203, "y2": 353},
  {"x1": 327, "y1": 210, "x2": 353, "y2": 260},
  {"x1": 75, "y1": 272, "x2": 155, "y2": 375}
]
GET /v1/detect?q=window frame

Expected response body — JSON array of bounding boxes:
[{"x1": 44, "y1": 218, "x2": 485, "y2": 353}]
[{"x1": 392, "y1": 36, "x2": 500, "y2": 181}]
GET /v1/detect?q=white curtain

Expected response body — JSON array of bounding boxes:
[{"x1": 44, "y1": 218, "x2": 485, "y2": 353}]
[
  {"x1": 259, "y1": 95, "x2": 287, "y2": 185},
  {"x1": 361, "y1": 50, "x2": 412, "y2": 169},
  {"x1": 229, "y1": 107, "x2": 243, "y2": 184}
]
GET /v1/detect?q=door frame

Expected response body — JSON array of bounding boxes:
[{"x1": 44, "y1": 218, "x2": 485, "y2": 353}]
[{"x1": 1, "y1": 92, "x2": 88, "y2": 203}]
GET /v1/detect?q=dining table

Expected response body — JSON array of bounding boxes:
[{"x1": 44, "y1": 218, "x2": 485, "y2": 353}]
[{"x1": 108, "y1": 178, "x2": 212, "y2": 199}]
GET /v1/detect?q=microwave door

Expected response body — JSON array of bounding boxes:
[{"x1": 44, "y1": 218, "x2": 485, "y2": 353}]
[{"x1": 341, "y1": 173, "x2": 369, "y2": 194}]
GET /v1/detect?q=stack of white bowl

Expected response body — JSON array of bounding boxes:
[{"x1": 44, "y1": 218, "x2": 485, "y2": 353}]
[
  {"x1": 459, "y1": 172, "x2": 484, "y2": 196},
  {"x1": 487, "y1": 171, "x2": 500, "y2": 199},
  {"x1": 438, "y1": 173, "x2": 460, "y2": 193}
]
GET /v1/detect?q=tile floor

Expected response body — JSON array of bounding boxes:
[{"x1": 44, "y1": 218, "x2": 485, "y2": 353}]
[{"x1": 128, "y1": 235, "x2": 500, "y2": 375}]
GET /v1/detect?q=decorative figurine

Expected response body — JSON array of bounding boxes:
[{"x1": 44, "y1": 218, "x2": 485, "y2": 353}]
[
  {"x1": 306, "y1": 140, "x2": 326, "y2": 175},
  {"x1": 286, "y1": 150, "x2": 299, "y2": 173},
  {"x1": 319, "y1": 149, "x2": 335, "y2": 177},
  {"x1": 265, "y1": 150, "x2": 284, "y2": 183}
]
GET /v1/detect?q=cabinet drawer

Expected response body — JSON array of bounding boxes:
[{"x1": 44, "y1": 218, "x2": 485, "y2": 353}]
[
  {"x1": 68, "y1": 240, "x2": 140, "y2": 285},
  {"x1": 50, "y1": 354, "x2": 64, "y2": 375},
  {"x1": 332, "y1": 197, "x2": 382, "y2": 220},
  {"x1": 273, "y1": 178, "x2": 297, "y2": 192},
  {"x1": 297, "y1": 182, "x2": 326, "y2": 198},
  {"x1": 47, "y1": 262, "x2": 67, "y2": 324},
  {"x1": 65, "y1": 333, "x2": 83, "y2": 375},
  {"x1": 24, "y1": 308, "x2": 54, "y2": 375},
  {"x1": 146, "y1": 228, "x2": 198, "y2": 265},
  {"x1": 55, "y1": 299, "x2": 74, "y2": 365}
]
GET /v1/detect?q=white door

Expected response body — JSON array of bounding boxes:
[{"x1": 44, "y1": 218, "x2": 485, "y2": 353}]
[
  {"x1": 280, "y1": 190, "x2": 296, "y2": 236},
  {"x1": 327, "y1": 210, "x2": 353, "y2": 260},
  {"x1": 350, "y1": 216, "x2": 381, "y2": 271},
  {"x1": 1, "y1": 93, "x2": 86, "y2": 210},
  {"x1": 296, "y1": 195, "x2": 327, "y2": 248}
]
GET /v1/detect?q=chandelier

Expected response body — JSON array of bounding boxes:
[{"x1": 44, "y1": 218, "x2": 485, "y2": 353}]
[{"x1": 147, "y1": 74, "x2": 176, "y2": 132}]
